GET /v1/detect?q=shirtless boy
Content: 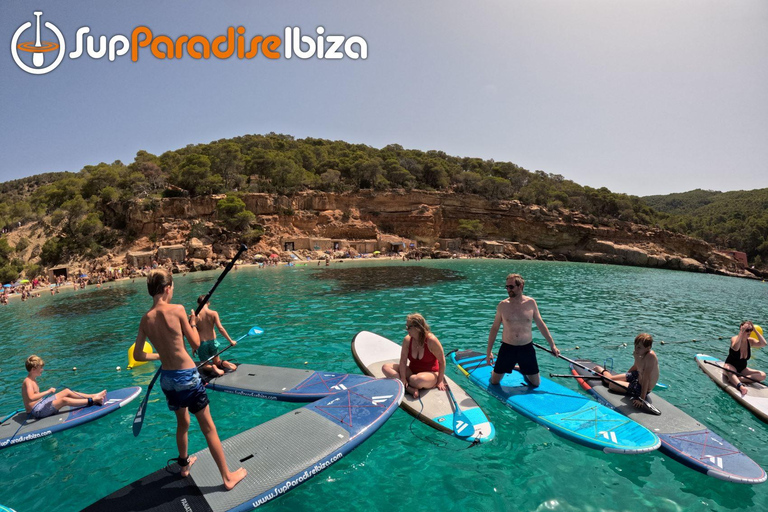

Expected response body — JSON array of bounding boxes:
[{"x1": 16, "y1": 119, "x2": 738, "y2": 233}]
[
  {"x1": 594, "y1": 333, "x2": 660, "y2": 411},
  {"x1": 195, "y1": 295, "x2": 237, "y2": 377},
  {"x1": 133, "y1": 269, "x2": 246, "y2": 490},
  {"x1": 22, "y1": 355, "x2": 106, "y2": 419},
  {"x1": 486, "y1": 273, "x2": 560, "y2": 387}
]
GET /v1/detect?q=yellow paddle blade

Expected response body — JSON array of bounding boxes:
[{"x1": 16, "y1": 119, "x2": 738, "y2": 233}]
[
  {"x1": 750, "y1": 324, "x2": 763, "y2": 349},
  {"x1": 127, "y1": 342, "x2": 153, "y2": 369}
]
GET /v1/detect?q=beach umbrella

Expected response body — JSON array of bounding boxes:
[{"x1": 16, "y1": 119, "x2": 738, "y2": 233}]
[
  {"x1": 79, "y1": 274, "x2": 88, "y2": 278},
  {"x1": 373, "y1": 251, "x2": 381, "y2": 255},
  {"x1": 20, "y1": 279, "x2": 29, "y2": 283},
  {"x1": 2, "y1": 284, "x2": 11, "y2": 288},
  {"x1": 269, "y1": 254, "x2": 279, "y2": 259}
]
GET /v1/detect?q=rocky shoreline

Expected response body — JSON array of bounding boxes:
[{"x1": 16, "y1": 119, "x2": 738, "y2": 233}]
[
  {"x1": 121, "y1": 190, "x2": 758, "y2": 279},
  {"x1": 5, "y1": 190, "x2": 762, "y2": 283}
]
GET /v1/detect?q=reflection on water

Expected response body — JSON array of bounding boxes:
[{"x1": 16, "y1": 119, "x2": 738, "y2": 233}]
[
  {"x1": 188, "y1": 276, "x2": 215, "y2": 285},
  {"x1": 37, "y1": 288, "x2": 137, "y2": 318},
  {"x1": 311, "y1": 265, "x2": 465, "y2": 293}
]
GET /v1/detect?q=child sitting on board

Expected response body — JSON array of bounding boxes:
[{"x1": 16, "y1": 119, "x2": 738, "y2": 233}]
[
  {"x1": 594, "y1": 333, "x2": 660, "y2": 414},
  {"x1": 195, "y1": 295, "x2": 237, "y2": 377},
  {"x1": 22, "y1": 355, "x2": 106, "y2": 419}
]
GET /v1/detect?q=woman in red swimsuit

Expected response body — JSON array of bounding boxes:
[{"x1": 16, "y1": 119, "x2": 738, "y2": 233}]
[{"x1": 382, "y1": 313, "x2": 446, "y2": 398}]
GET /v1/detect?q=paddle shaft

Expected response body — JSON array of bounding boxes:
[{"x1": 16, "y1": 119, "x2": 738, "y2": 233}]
[
  {"x1": 550, "y1": 373, "x2": 668, "y2": 390},
  {"x1": 533, "y1": 343, "x2": 632, "y2": 391},
  {"x1": 194, "y1": 244, "x2": 247, "y2": 317},
  {"x1": 0, "y1": 409, "x2": 24, "y2": 424},
  {"x1": 550, "y1": 373, "x2": 602, "y2": 380},
  {"x1": 133, "y1": 244, "x2": 247, "y2": 436},
  {"x1": 196, "y1": 330, "x2": 253, "y2": 370},
  {"x1": 536, "y1": 343, "x2": 661, "y2": 414},
  {"x1": 703, "y1": 359, "x2": 764, "y2": 384}
]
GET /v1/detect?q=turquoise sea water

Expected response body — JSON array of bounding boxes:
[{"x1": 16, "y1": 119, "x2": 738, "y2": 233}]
[{"x1": 1, "y1": 259, "x2": 768, "y2": 511}]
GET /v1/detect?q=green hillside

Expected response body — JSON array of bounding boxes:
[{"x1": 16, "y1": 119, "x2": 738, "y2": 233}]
[
  {"x1": 645, "y1": 189, "x2": 768, "y2": 265},
  {"x1": 1, "y1": 133, "x2": 766, "y2": 283}
]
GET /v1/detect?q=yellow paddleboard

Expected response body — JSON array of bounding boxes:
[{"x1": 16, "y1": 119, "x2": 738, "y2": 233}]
[{"x1": 127, "y1": 342, "x2": 153, "y2": 369}]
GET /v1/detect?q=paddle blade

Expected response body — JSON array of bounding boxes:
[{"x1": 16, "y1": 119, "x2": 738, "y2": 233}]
[
  {"x1": 453, "y1": 411, "x2": 475, "y2": 438},
  {"x1": 249, "y1": 326, "x2": 264, "y2": 336},
  {"x1": 447, "y1": 386, "x2": 475, "y2": 438},
  {"x1": 638, "y1": 398, "x2": 661, "y2": 416}
]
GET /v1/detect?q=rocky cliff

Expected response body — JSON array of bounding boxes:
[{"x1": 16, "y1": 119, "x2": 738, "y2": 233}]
[{"x1": 121, "y1": 190, "x2": 753, "y2": 278}]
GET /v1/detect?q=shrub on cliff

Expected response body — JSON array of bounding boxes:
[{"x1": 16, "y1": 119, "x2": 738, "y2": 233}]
[
  {"x1": 40, "y1": 237, "x2": 63, "y2": 266},
  {"x1": 216, "y1": 196, "x2": 256, "y2": 231},
  {"x1": 457, "y1": 219, "x2": 484, "y2": 240}
]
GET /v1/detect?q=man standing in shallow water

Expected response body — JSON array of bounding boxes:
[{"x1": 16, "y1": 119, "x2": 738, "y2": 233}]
[{"x1": 486, "y1": 273, "x2": 560, "y2": 387}]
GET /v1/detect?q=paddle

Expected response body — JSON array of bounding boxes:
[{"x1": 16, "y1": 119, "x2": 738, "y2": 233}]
[
  {"x1": 0, "y1": 409, "x2": 24, "y2": 425},
  {"x1": 702, "y1": 359, "x2": 765, "y2": 385},
  {"x1": 445, "y1": 384, "x2": 475, "y2": 438},
  {"x1": 439, "y1": 349, "x2": 476, "y2": 437},
  {"x1": 196, "y1": 326, "x2": 264, "y2": 371},
  {"x1": 549, "y1": 373, "x2": 669, "y2": 390},
  {"x1": 534, "y1": 343, "x2": 661, "y2": 415},
  {"x1": 133, "y1": 244, "x2": 247, "y2": 437}
]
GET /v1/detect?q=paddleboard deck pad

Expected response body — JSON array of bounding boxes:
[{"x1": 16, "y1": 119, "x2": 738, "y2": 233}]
[
  {"x1": 351, "y1": 331, "x2": 495, "y2": 443},
  {"x1": 203, "y1": 364, "x2": 373, "y2": 402},
  {"x1": 572, "y1": 359, "x2": 766, "y2": 483},
  {"x1": 0, "y1": 386, "x2": 141, "y2": 450},
  {"x1": 695, "y1": 354, "x2": 768, "y2": 424},
  {"x1": 452, "y1": 350, "x2": 660, "y2": 453},
  {"x1": 82, "y1": 378, "x2": 403, "y2": 511}
]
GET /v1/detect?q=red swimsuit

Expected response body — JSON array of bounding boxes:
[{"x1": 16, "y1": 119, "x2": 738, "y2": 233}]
[{"x1": 408, "y1": 336, "x2": 440, "y2": 374}]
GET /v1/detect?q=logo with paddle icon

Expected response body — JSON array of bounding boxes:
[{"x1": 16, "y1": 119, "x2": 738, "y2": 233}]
[{"x1": 11, "y1": 11, "x2": 66, "y2": 75}]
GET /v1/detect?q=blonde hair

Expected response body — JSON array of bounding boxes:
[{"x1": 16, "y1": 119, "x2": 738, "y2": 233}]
[
  {"x1": 634, "y1": 333, "x2": 653, "y2": 349},
  {"x1": 147, "y1": 269, "x2": 173, "y2": 297},
  {"x1": 406, "y1": 313, "x2": 431, "y2": 346},
  {"x1": 26, "y1": 355, "x2": 44, "y2": 372}
]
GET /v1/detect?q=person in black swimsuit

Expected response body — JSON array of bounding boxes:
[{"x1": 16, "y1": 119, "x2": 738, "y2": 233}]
[{"x1": 724, "y1": 321, "x2": 766, "y2": 396}]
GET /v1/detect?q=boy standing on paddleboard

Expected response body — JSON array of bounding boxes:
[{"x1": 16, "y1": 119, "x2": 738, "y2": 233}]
[
  {"x1": 195, "y1": 295, "x2": 237, "y2": 377},
  {"x1": 594, "y1": 333, "x2": 660, "y2": 412},
  {"x1": 486, "y1": 273, "x2": 560, "y2": 387},
  {"x1": 133, "y1": 269, "x2": 246, "y2": 490}
]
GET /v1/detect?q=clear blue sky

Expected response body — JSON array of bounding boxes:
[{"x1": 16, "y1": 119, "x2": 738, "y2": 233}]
[{"x1": 1, "y1": 1, "x2": 766, "y2": 196}]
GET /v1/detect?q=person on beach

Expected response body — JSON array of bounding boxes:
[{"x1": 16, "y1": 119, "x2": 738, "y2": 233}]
[
  {"x1": 382, "y1": 313, "x2": 447, "y2": 398},
  {"x1": 133, "y1": 269, "x2": 246, "y2": 490},
  {"x1": 486, "y1": 273, "x2": 559, "y2": 387},
  {"x1": 22, "y1": 355, "x2": 106, "y2": 419},
  {"x1": 593, "y1": 333, "x2": 660, "y2": 412},
  {"x1": 723, "y1": 321, "x2": 766, "y2": 396},
  {"x1": 195, "y1": 295, "x2": 237, "y2": 377}
]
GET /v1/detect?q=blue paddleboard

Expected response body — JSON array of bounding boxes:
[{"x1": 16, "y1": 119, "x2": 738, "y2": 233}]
[
  {"x1": 0, "y1": 386, "x2": 141, "y2": 450},
  {"x1": 573, "y1": 358, "x2": 766, "y2": 483},
  {"x1": 204, "y1": 363, "x2": 373, "y2": 401},
  {"x1": 452, "y1": 350, "x2": 660, "y2": 453},
  {"x1": 82, "y1": 378, "x2": 404, "y2": 511}
]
